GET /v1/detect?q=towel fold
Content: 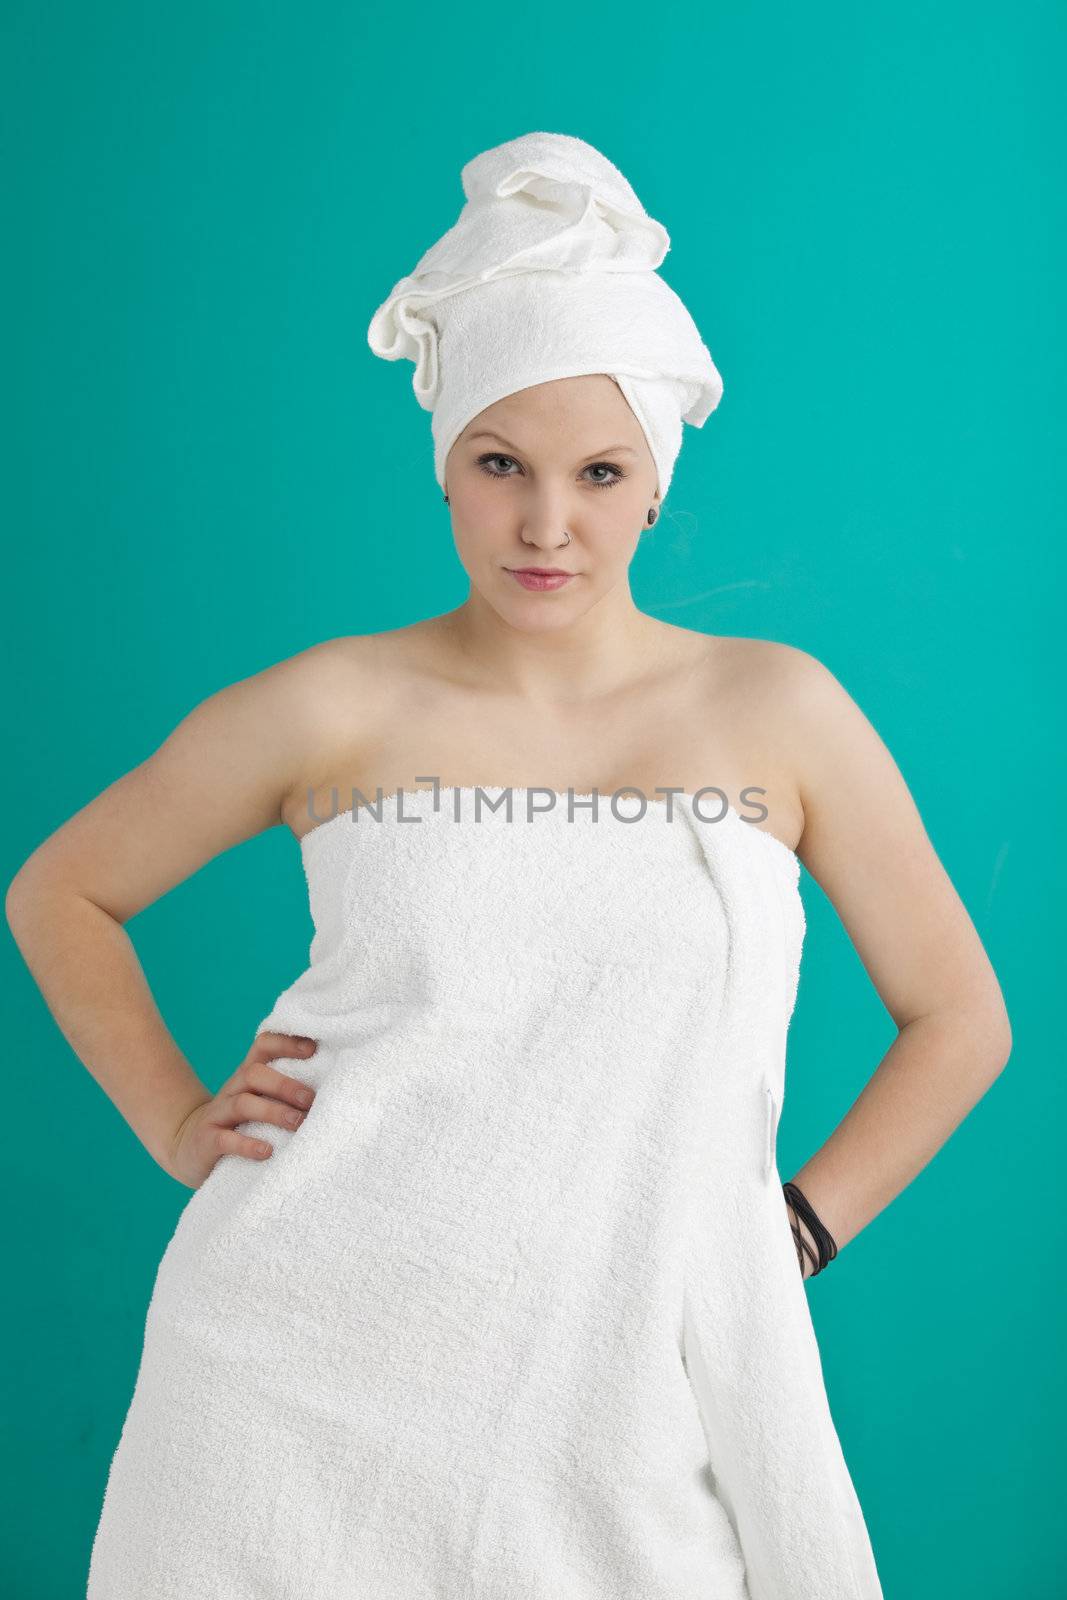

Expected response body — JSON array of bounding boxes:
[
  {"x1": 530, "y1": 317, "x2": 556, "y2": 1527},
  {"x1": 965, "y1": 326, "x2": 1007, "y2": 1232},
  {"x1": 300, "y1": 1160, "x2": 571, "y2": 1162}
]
[{"x1": 367, "y1": 131, "x2": 725, "y2": 498}]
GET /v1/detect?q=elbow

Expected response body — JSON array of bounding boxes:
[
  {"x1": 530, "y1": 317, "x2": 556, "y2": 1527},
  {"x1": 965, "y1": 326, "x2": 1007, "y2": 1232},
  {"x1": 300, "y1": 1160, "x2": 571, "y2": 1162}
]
[
  {"x1": 5, "y1": 867, "x2": 29, "y2": 931},
  {"x1": 996, "y1": 1011, "x2": 1013, "y2": 1072},
  {"x1": 904, "y1": 992, "x2": 1013, "y2": 1077},
  {"x1": 5, "y1": 867, "x2": 36, "y2": 941},
  {"x1": 991, "y1": 968, "x2": 1013, "y2": 1066},
  {"x1": 5, "y1": 853, "x2": 51, "y2": 936},
  {"x1": 960, "y1": 970, "x2": 1013, "y2": 1074},
  {"x1": 982, "y1": 995, "x2": 1013, "y2": 1073}
]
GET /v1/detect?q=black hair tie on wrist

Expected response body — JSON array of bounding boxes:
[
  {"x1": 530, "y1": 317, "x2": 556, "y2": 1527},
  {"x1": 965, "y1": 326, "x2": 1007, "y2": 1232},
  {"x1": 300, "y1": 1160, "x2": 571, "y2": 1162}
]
[{"x1": 782, "y1": 1180, "x2": 839, "y2": 1278}]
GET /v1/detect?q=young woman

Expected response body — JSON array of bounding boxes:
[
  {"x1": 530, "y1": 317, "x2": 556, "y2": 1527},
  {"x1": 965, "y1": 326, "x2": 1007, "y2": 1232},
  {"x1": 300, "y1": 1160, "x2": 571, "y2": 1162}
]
[{"x1": 8, "y1": 134, "x2": 1009, "y2": 1600}]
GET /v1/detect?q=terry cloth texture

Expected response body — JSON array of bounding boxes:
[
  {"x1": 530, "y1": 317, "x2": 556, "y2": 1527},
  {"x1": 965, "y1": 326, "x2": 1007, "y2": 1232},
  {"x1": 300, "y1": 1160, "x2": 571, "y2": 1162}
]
[
  {"x1": 87, "y1": 786, "x2": 883, "y2": 1599},
  {"x1": 366, "y1": 131, "x2": 725, "y2": 500}
]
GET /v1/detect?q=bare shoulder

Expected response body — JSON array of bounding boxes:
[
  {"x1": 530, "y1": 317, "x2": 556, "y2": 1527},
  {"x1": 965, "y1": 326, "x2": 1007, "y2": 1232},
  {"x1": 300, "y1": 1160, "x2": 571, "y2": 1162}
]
[
  {"x1": 265, "y1": 630, "x2": 388, "y2": 714},
  {"x1": 729, "y1": 637, "x2": 1010, "y2": 1044},
  {"x1": 6, "y1": 631, "x2": 399, "y2": 920},
  {"x1": 687, "y1": 635, "x2": 817, "y2": 840},
  {"x1": 741, "y1": 641, "x2": 911, "y2": 837},
  {"x1": 263, "y1": 624, "x2": 436, "y2": 727},
  {"x1": 289, "y1": 621, "x2": 452, "y2": 688},
  {"x1": 706, "y1": 638, "x2": 900, "y2": 842},
  {"x1": 701, "y1": 633, "x2": 820, "y2": 696}
]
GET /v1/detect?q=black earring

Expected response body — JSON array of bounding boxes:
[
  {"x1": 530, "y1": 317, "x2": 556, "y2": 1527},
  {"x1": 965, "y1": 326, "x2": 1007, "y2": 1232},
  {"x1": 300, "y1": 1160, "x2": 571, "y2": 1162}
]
[
  {"x1": 443, "y1": 492, "x2": 449, "y2": 504},
  {"x1": 647, "y1": 507, "x2": 658, "y2": 526}
]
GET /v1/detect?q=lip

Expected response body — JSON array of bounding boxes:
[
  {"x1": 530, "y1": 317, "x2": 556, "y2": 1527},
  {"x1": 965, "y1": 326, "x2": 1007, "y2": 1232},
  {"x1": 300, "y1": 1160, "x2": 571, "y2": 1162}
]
[{"x1": 506, "y1": 567, "x2": 576, "y2": 591}]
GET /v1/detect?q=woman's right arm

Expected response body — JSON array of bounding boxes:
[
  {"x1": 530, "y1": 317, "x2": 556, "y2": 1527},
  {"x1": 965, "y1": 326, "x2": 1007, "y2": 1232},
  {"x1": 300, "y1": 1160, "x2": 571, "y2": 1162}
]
[{"x1": 4, "y1": 643, "x2": 344, "y2": 1186}]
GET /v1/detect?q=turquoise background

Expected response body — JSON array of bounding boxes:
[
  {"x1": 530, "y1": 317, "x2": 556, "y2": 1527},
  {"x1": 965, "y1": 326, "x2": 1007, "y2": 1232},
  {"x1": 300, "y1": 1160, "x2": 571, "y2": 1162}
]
[{"x1": 3, "y1": 3, "x2": 1062, "y2": 1595}]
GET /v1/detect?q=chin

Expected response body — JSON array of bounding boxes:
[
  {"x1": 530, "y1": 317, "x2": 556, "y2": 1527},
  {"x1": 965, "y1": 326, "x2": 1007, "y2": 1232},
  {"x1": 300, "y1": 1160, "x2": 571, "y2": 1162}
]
[{"x1": 479, "y1": 584, "x2": 589, "y2": 630}]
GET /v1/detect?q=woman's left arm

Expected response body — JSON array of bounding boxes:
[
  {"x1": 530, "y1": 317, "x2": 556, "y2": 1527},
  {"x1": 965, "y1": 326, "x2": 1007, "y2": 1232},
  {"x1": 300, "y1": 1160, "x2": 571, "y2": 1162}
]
[{"x1": 774, "y1": 649, "x2": 1013, "y2": 1274}]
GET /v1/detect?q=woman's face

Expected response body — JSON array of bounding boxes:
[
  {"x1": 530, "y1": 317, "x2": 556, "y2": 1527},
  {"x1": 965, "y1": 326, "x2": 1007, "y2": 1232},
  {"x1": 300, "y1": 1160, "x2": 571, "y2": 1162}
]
[{"x1": 443, "y1": 375, "x2": 660, "y2": 632}]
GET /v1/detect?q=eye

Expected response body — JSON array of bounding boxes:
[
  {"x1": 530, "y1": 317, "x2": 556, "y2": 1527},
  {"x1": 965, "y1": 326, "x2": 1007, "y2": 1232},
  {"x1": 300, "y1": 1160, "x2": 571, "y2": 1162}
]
[
  {"x1": 475, "y1": 453, "x2": 625, "y2": 490},
  {"x1": 584, "y1": 463, "x2": 624, "y2": 489},
  {"x1": 477, "y1": 453, "x2": 520, "y2": 478}
]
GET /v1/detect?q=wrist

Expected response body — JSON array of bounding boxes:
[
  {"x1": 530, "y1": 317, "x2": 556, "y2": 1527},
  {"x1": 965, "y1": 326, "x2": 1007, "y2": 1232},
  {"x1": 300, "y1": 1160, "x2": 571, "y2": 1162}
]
[
  {"x1": 785, "y1": 1196, "x2": 819, "y2": 1279},
  {"x1": 145, "y1": 1082, "x2": 213, "y2": 1173}
]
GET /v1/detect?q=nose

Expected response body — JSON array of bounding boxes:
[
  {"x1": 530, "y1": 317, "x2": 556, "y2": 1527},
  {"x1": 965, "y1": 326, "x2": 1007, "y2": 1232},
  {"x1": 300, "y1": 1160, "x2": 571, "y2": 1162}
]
[
  {"x1": 520, "y1": 524, "x2": 572, "y2": 553},
  {"x1": 520, "y1": 493, "x2": 574, "y2": 552}
]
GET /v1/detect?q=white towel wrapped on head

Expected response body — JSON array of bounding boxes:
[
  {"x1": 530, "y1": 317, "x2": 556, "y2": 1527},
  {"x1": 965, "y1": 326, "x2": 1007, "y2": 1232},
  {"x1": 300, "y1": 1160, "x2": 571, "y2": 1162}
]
[{"x1": 367, "y1": 131, "x2": 725, "y2": 499}]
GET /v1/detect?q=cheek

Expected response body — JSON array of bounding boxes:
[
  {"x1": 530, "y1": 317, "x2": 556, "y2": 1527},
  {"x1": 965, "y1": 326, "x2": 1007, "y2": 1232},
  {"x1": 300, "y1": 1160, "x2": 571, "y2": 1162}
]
[
  {"x1": 586, "y1": 527, "x2": 642, "y2": 570},
  {"x1": 454, "y1": 527, "x2": 508, "y2": 573},
  {"x1": 452, "y1": 525, "x2": 507, "y2": 569}
]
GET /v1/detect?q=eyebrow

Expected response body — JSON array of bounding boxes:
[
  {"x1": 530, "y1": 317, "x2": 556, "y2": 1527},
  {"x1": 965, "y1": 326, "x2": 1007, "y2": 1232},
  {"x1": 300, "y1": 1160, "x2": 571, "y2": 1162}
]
[{"x1": 465, "y1": 430, "x2": 638, "y2": 461}]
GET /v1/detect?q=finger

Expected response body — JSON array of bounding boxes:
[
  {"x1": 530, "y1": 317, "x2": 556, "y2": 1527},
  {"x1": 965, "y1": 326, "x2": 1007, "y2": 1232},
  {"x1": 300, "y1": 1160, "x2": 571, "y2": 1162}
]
[
  {"x1": 228, "y1": 1088, "x2": 309, "y2": 1133},
  {"x1": 242, "y1": 1058, "x2": 317, "y2": 1111},
  {"x1": 216, "y1": 1126, "x2": 274, "y2": 1161},
  {"x1": 250, "y1": 1031, "x2": 317, "y2": 1062}
]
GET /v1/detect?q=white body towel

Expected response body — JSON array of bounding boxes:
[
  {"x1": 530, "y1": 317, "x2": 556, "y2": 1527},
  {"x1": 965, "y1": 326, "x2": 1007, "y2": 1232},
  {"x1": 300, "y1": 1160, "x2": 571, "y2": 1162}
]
[{"x1": 87, "y1": 787, "x2": 883, "y2": 1599}]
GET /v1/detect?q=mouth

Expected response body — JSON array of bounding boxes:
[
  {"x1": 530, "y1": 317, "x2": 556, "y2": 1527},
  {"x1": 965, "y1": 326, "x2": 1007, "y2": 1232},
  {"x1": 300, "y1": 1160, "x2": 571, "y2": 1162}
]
[{"x1": 505, "y1": 566, "x2": 577, "y2": 591}]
